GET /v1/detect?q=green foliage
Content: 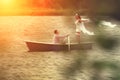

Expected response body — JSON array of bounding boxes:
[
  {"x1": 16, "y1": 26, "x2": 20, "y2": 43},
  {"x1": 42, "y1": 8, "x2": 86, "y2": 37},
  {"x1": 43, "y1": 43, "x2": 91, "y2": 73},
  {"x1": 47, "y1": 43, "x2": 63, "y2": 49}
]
[
  {"x1": 92, "y1": 61, "x2": 119, "y2": 70},
  {"x1": 92, "y1": 61, "x2": 120, "y2": 80},
  {"x1": 96, "y1": 35, "x2": 118, "y2": 50}
]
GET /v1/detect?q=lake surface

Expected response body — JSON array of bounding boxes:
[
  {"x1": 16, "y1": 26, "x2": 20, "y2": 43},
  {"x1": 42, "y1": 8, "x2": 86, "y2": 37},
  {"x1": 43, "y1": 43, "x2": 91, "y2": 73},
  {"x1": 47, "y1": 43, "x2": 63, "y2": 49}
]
[{"x1": 0, "y1": 16, "x2": 120, "y2": 80}]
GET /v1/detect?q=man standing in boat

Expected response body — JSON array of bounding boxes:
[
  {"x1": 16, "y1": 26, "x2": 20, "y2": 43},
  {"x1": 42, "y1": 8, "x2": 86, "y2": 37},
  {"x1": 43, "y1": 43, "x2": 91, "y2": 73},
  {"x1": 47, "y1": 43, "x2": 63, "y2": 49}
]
[
  {"x1": 53, "y1": 30, "x2": 69, "y2": 44},
  {"x1": 74, "y1": 13, "x2": 94, "y2": 42}
]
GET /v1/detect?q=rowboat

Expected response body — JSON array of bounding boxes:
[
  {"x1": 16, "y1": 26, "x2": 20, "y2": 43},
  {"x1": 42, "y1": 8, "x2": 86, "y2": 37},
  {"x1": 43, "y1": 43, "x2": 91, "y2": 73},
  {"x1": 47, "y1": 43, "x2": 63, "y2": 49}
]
[{"x1": 25, "y1": 41, "x2": 92, "y2": 52}]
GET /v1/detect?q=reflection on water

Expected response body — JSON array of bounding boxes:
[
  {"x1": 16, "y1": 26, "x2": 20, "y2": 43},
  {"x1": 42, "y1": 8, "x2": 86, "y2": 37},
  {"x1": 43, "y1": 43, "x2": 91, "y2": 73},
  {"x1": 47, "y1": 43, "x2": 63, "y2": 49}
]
[{"x1": 0, "y1": 16, "x2": 120, "y2": 80}]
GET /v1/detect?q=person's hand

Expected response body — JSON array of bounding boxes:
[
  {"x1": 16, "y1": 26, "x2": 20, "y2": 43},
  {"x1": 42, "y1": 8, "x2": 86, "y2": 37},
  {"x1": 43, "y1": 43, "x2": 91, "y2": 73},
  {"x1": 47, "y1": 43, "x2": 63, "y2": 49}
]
[{"x1": 66, "y1": 34, "x2": 69, "y2": 37}]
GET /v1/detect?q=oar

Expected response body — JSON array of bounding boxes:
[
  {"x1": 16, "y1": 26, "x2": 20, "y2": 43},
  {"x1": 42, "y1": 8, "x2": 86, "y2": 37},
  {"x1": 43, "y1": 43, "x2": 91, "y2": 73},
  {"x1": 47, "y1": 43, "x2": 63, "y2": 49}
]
[{"x1": 68, "y1": 36, "x2": 71, "y2": 51}]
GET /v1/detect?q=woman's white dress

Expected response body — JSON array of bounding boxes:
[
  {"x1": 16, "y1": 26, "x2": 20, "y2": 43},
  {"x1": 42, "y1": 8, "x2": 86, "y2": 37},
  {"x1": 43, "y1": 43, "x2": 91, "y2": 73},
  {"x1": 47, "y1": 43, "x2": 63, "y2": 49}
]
[{"x1": 75, "y1": 20, "x2": 94, "y2": 35}]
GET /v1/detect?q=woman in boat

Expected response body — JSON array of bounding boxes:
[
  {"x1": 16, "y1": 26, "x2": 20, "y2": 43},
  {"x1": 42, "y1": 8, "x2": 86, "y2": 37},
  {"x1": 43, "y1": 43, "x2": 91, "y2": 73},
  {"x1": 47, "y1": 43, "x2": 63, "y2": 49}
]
[
  {"x1": 53, "y1": 30, "x2": 69, "y2": 44},
  {"x1": 74, "y1": 13, "x2": 94, "y2": 42},
  {"x1": 75, "y1": 13, "x2": 94, "y2": 35}
]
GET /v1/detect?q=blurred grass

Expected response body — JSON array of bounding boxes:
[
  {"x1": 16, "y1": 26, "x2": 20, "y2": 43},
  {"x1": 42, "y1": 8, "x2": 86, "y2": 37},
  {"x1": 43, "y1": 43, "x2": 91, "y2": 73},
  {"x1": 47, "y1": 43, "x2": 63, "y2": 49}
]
[
  {"x1": 92, "y1": 61, "x2": 120, "y2": 80},
  {"x1": 95, "y1": 35, "x2": 118, "y2": 50}
]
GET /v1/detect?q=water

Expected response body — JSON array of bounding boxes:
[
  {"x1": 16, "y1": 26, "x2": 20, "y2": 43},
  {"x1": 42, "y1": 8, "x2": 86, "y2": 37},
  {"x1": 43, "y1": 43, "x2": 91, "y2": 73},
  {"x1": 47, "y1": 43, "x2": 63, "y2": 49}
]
[{"x1": 0, "y1": 16, "x2": 120, "y2": 80}]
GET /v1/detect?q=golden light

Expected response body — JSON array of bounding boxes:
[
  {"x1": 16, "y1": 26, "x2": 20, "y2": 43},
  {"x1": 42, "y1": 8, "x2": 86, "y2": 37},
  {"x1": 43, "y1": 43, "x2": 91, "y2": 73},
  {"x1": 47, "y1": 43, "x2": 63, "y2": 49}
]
[
  {"x1": 0, "y1": 0, "x2": 50, "y2": 15},
  {"x1": 0, "y1": 0, "x2": 25, "y2": 15},
  {"x1": 1, "y1": 0, "x2": 13, "y2": 5},
  {"x1": 0, "y1": 0, "x2": 16, "y2": 8}
]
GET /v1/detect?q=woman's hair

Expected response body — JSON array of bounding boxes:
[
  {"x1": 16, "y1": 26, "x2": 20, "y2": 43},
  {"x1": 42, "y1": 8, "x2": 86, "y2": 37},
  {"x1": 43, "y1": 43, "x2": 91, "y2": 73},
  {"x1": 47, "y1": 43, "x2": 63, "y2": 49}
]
[
  {"x1": 54, "y1": 30, "x2": 58, "y2": 34},
  {"x1": 75, "y1": 13, "x2": 81, "y2": 20}
]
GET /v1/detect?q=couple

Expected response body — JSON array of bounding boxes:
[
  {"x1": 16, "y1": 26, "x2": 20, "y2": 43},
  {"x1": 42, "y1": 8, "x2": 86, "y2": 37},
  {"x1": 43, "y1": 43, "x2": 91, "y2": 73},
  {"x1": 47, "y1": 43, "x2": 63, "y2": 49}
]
[{"x1": 53, "y1": 13, "x2": 94, "y2": 44}]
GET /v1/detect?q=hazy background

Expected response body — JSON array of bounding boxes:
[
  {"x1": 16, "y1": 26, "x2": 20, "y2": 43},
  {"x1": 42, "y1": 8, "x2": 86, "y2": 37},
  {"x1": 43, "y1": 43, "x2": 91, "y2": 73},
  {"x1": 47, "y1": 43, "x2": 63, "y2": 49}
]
[
  {"x1": 0, "y1": 0, "x2": 120, "y2": 20},
  {"x1": 0, "y1": 0, "x2": 120, "y2": 80}
]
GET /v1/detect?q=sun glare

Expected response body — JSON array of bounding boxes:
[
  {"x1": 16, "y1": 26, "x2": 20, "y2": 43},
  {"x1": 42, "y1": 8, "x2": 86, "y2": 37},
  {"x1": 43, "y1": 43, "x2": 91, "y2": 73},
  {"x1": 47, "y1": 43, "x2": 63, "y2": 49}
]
[
  {"x1": 0, "y1": 0, "x2": 25, "y2": 15},
  {"x1": 1, "y1": 0, "x2": 13, "y2": 5},
  {"x1": 0, "y1": 0, "x2": 15, "y2": 7}
]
